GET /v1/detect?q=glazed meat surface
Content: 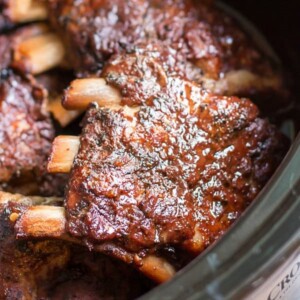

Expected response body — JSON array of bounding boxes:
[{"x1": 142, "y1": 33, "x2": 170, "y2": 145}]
[
  {"x1": 0, "y1": 30, "x2": 69, "y2": 196},
  {"x1": 65, "y1": 52, "x2": 289, "y2": 261},
  {"x1": 0, "y1": 71, "x2": 53, "y2": 183},
  {"x1": 47, "y1": 0, "x2": 284, "y2": 101}
]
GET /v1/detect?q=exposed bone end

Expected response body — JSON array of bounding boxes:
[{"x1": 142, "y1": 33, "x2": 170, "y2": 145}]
[
  {"x1": 63, "y1": 78, "x2": 122, "y2": 110},
  {"x1": 138, "y1": 255, "x2": 176, "y2": 283},
  {"x1": 202, "y1": 69, "x2": 282, "y2": 96},
  {"x1": 48, "y1": 136, "x2": 80, "y2": 174},
  {"x1": 14, "y1": 33, "x2": 65, "y2": 74},
  {"x1": 14, "y1": 206, "x2": 66, "y2": 239},
  {"x1": 48, "y1": 96, "x2": 82, "y2": 127},
  {"x1": 10, "y1": 0, "x2": 31, "y2": 19},
  {"x1": 183, "y1": 228, "x2": 204, "y2": 254},
  {"x1": 11, "y1": 0, "x2": 48, "y2": 23}
]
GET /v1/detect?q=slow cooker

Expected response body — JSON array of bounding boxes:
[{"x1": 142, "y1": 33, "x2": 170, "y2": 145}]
[
  {"x1": 0, "y1": 1, "x2": 299, "y2": 299},
  {"x1": 140, "y1": 1, "x2": 300, "y2": 299}
]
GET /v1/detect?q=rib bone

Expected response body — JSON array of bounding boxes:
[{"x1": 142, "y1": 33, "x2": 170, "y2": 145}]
[
  {"x1": 14, "y1": 33, "x2": 65, "y2": 74},
  {"x1": 202, "y1": 69, "x2": 282, "y2": 96},
  {"x1": 10, "y1": 0, "x2": 47, "y2": 23},
  {"x1": 14, "y1": 206, "x2": 66, "y2": 239},
  {"x1": 48, "y1": 136, "x2": 80, "y2": 174},
  {"x1": 10, "y1": 0, "x2": 32, "y2": 19},
  {"x1": 139, "y1": 255, "x2": 176, "y2": 283},
  {"x1": 48, "y1": 96, "x2": 82, "y2": 127},
  {"x1": 63, "y1": 78, "x2": 122, "y2": 110}
]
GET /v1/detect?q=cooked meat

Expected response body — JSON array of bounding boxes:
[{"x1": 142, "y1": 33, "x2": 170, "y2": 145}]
[
  {"x1": 0, "y1": 193, "x2": 69, "y2": 300},
  {"x1": 0, "y1": 30, "x2": 69, "y2": 196},
  {"x1": 0, "y1": 68, "x2": 69, "y2": 196},
  {"x1": 63, "y1": 52, "x2": 289, "y2": 262},
  {"x1": 0, "y1": 35, "x2": 12, "y2": 71},
  {"x1": 0, "y1": 71, "x2": 53, "y2": 183},
  {"x1": 0, "y1": 191, "x2": 152, "y2": 300},
  {"x1": 47, "y1": 0, "x2": 285, "y2": 104},
  {"x1": 0, "y1": 0, "x2": 292, "y2": 291},
  {"x1": 43, "y1": 246, "x2": 153, "y2": 300}
]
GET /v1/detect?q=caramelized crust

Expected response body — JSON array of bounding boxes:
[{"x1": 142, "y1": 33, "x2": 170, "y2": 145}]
[
  {"x1": 0, "y1": 0, "x2": 292, "y2": 291},
  {"x1": 0, "y1": 31, "x2": 69, "y2": 196},
  {"x1": 0, "y1": 197, "x2": 151, "y2": 300},
  {"x1": 49, "y1": 0, "x2": 282, "y2": 95},
  {"x1": 65, "y1": 53, "x2": 289, "y2": 259},
  {"x1": 0, "y1": 202, "x2": 70, "y2": 300},
  {"x1": 0, "y1": 72, "x2": 53, "y2": 183}
]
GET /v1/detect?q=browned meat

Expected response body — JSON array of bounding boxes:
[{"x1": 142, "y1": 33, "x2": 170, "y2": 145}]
[
  {"x1": 0, "y1": 71, "x2": 53, "y2": 183},
  {"x1": 0, "y1": 70, "x2": 69, "y2": 196},
  {"x1": 0, "y1": 192, "x2": 152, "y2": 300},
  {"x1": 0, "y1": 30, "x2": 69, "y2": 196},
  {"x1": 0, "y1": 195, "x2": 69, "y2": 300},
  {"x1": 63, "y1": 51, "x2": 289, "y2": 263},
  {"x1": 0, "y1": 34, "x2": 12, "y2": 71},
  {"x1": 47, "y1": 0, "x2": 285, "y2": 103},
  {"x1": 43, "y1": 246, "x2": 153, "y2": 300}
]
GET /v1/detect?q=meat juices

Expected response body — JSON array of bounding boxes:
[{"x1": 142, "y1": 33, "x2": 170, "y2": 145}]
[{"x1": 64, "y1": 51, "x2": 289, "y2": 263}]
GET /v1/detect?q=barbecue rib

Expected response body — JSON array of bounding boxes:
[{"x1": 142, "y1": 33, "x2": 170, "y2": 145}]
[
  {"x1": 0, "y1": 192, "x2": 68, "y2": 300},
  {"x1": 13, "y1": 50, "x2": 289, "y2": 282},
  {"x1": 0, "y1": 70, "x2": 53, "y2": 183},
  {"x1": 63, "y1": 83, "x2": 289, "y2": 254},
  {"x1": 0, "y1": 23, "x2": 65, "y2": 75},
  {"x1": 47, "y1": 0, "x2": 285, "y2": 105},
  {"x1": 1, "y1": 24, "x2": 79, "y2": 127},
  {"x1": 0, "y1": 0, "x2": 292, "y2": 291},
  {"x1": 0, "y1": 191, "x2": 151, "y2": 300},
  {"x1": 42, "y1": 246, "x2": 153, "y2": 300},
  {"x1": 0, "y1": 27, "x2": 72, "y2": 195}
]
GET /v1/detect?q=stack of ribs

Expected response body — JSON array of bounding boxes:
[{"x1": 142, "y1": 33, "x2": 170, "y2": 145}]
[
  {"x1": 0, "y1": 25, "x2": 59, "y2": 195},
  {"x1": 0, "y1": 0, "x2": 291, "y2": 297},
  {"x1": 0, "y1": 21, "x2": 74, "y2": 195}
]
